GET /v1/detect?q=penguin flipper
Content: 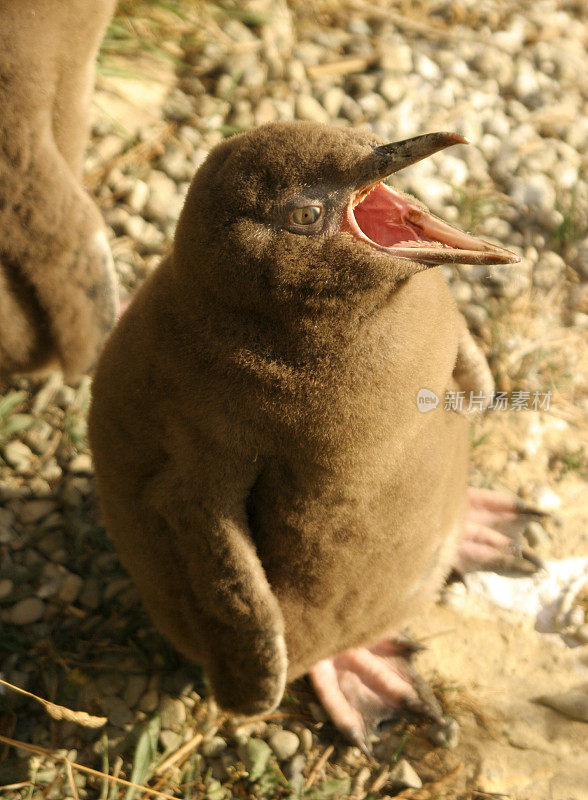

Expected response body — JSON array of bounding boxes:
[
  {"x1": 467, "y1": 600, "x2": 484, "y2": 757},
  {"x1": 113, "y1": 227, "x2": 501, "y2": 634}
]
[
  {"x1": 135, "y1": 460, "x2": 288, "y2": 717},
  {"x1": 452, "y1": 315, "x2": 494, "y2": 412}
]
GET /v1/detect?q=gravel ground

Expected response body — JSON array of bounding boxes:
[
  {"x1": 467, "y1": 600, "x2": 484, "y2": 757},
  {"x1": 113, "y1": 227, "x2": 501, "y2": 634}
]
[{"x1": 0, "y1": 1, "x2": 587, "y2": 798}]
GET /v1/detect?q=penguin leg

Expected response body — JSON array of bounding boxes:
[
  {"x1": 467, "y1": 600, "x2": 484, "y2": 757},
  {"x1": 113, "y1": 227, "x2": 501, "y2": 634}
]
[
  {"x1": 309, "y1": 636, "x2": 443, "y2": 754},
  {"x1": 455, "y1": 487, "x2": 546, "y2": 573}
]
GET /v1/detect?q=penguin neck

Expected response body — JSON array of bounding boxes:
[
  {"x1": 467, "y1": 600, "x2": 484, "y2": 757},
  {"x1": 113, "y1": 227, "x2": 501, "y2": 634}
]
[{"x1": 168, "y1": 258, "x2": 409, "y2": 367}]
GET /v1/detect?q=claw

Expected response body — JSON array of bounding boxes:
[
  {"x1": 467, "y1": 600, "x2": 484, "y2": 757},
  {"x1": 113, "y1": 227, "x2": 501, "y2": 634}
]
[
  {"x1": 518, "y1": 546, "x2": 546, "y2": 571},
  {"x1": 387, "y1": 631, "x2": 427, "y2": 657},
  {"x1": 514, "y1": 499, "x2": 551, "y2": 518},
  {"x1": 346, "y1": 725, "x2": 373, "y2": 758}
]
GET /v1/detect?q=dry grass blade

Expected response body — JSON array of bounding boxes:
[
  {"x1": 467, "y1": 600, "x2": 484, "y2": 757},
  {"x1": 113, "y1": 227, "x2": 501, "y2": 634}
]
[
  {"x1": 305, "y1": 743, "x2": 334, "y2": 789},
  {"x1": 0, "y1": 734, "x2": 178, "y2": 800},
  {"x1": 66, "y1": 758, "x2": 81, "y2": 800},
  {"x1": 0, "y1": 676, "x2": 107, "y2": 728},
  {"x1": 306, "y1": 55, "x2": 376, "y2": 78},
  {"x1": 368, "y1": 765, "x2": 390, "y2": 794},
  {"x1": 153, "y1": 733, "x2": 203, "y2": 776}
]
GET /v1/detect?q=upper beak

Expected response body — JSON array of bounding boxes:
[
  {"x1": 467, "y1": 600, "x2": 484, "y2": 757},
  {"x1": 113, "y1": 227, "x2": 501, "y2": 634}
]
[{"x1": 366, "y1": 132, "x2": 469, "y2": 185}]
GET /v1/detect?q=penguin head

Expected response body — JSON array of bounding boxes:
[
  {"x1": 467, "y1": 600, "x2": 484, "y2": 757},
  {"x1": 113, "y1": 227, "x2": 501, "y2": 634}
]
[{"x1": 174, "y1": 122, "x2": 518, "y2": 312}]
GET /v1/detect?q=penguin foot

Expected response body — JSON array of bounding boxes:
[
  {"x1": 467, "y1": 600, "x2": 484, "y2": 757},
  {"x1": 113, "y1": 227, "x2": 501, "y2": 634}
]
[
  {"x1": 308, "y1": 637, "x2": 443, "y2": 754},
  {"x1": 455, "y1": 487, "x2": 547, "y2": 574}
]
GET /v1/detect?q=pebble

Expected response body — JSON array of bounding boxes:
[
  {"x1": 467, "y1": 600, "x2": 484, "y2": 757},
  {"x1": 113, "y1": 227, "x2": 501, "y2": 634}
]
[
  {"x1": 159, "y1": 696, "x2": 187, "y2": 730},
  {"x1": 201, "y1": 736, "x2": 227, "y2": 759},
  {"x1": 268, "y1": 730, "x2": 299, "y2": 761},
  {"x1": 295, "y1": 95, "x2": 330, "y2": 124},
  {"x1": 3, "y1": 441, "x2": 34, "y2": 472},
  {"x1": 0, "y1": 579, "x2": 13, "y2": 599},
  {"x1": 8, "y1": 598, "x2": 45, "y2": 625},
  {"x1": 389, "y1": 758, "x2": 422, "y2": 790},
  {"x1": 123, "y1": 216, "x2": 164, "y2": 253},
  {"x1": 160, "y1": 730, "x2": 183, "y2": 751},
  {"x1": 18, "y1": 500, "x2": 57, "y2": 525},
  {"x1": 144, "y1": 170, "x2": 182, "y2": 222},
  {"x1": 138, "y1": 689, "x2": 160, "y2": 714},
  {"x1": 126, "y1": 180, "x2": 149, "y2": 214},
  {"x1": 68, "y1": 453, "x2": 93, "y2": 475},
  {"x1": 284, "y1": 753, "x2": 306, "y2": 784},
  {"x1": 102, "y1": 696, "x2": 133, "y2": 727},
  {"x1": 57, "y1": 572, "x2": 84, "y2": 604},
  {"x1": 533, "y1": 486, "x2": 562, "y2": 512}
]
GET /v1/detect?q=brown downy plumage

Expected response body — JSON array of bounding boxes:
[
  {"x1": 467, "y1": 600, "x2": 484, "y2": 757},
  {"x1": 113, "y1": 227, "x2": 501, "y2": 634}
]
[
  {"x1": 89, "y1": 122, "x2": 518, "y2": 717},
  {"x1": 0, "y1": 0, "x2": 118, "y2": 379}
]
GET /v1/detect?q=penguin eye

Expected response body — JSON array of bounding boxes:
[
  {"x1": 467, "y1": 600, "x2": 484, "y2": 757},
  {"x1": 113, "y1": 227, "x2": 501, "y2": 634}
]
[{"x1": 289, "y1": 205, "x2": 322, "y2": 226}]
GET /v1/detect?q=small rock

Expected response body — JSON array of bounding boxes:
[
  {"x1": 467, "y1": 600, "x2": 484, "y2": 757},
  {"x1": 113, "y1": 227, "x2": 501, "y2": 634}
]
[
  {"x1": 160, "y1": 730, "x2": 182, "y2": 751},
  {"x1": 124, "y1": 674, "x2": 148, "y2": 709},
  {"x1": 378, "y1": 44, "x2": 412, "y2": 73},
  {"x1": 18, "y1": 500, "x2": 57, "y2": 525},
  {"x1": 0, "y1": 578, "x2": 14, "y2": 599},
  {"x1": 533, "y1": 252, "x2": 566, "y2": 289},
  {"x1": 58, "y1": 573, "x2": 84, "y2": 604},
  {"x1": 138, "y1": 689, "x2": 159, "y2": 714},
  {"x1": 269, "y1": 730, "x2": 299, "y2": 761},
  {"x1": 201, "y1": 736, "x2": 227, "y2": 759},
  {"x1": 123, "y1": 216, "x2": 165, "y2": 253},
  {"x1": 126, "y1": 180, "x2": 149, "y2": 214},
  {"x1": 159, "y1": 696, "x2": 187, "y2": 730},
  {"x1": 378, "y1": 76, "x2": 404, "y2": 105},
  {"x1": 254, "y1": 97, "x2": 279, "y2": 126},
  {"x1": 533, "y1": 486, "x2": 562, "y2": 512},
  {"x1": 415, "y1": 53, "x2": 440, "y2": 82},
  {"x1": 160, "y1": 145, "x2": 193, "y2": 182},
  {"x1": 238, "y1": 738, "x2": 272, "y2": 781},
  {"x1": 284, "y1": 753, "x2": 306, "y2": 783},
  {"x1": 79, "y1": 578, "x2": 101, "y2": 610},
  {"x1": 3, "y1": 441, "x2": 34, "y2": 472},
  {"x1": 103, "y1": 696, "x2": 133, "y2": 728},
  {"x1": 8, "y1": 597, "x2": 45, "y2": 625},
  {"x1": 322, "y1": 87, "x2": 346, "y2": 118},
  {"x1": 295, "y1": 95, "x2": 329, "y2": 124},
  {"x1": 68, "y1": 454, "x2": 93, "y2": 475},
  {"x1": 389, "y1": 758, "x2": 422, "y2": 790}
]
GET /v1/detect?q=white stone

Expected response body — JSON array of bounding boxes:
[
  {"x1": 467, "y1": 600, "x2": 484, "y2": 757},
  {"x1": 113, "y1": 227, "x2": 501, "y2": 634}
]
[
  {"x1": 269, "y1": 730, "x2": 299, "y2": 761},
  {"x1": 295, "y1": 95, "x2": 329, "y2": 124},
  {"x1": 3, "y1": 441, "x2": 34, "y2": 471},
  {"x1": 9, "y1": 597, "x2": 45, "y2": 625},
  {"x1": 390, "y1": 759, "x2": 422, "y2": 790}
]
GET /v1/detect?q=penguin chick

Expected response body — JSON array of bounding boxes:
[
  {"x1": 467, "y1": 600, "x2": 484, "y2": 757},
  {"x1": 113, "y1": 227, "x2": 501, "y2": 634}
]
[
  {"x1": 0, "y1": 0, "x2": 118, "y2": 379},
  {"x1": 89, "y1": 122, "x2": 523, "y2": 727}
]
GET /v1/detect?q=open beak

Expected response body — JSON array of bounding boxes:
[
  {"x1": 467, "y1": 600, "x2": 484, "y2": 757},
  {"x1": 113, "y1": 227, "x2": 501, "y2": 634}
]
[{"x1": 345, "y1": 133, "x2": 519, "y2": 266}]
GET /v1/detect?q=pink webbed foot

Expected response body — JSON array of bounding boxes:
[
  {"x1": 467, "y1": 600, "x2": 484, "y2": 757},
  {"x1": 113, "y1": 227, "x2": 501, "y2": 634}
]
[
  {"x1": 455, "y1": 487, "x2": 547, "y2": 574},
  {"x1": 308, "y1": 635, "x2": 444, "y2": 754}
]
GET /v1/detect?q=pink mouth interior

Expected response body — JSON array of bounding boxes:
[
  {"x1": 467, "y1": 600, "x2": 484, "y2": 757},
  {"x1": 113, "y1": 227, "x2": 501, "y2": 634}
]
[
  {"x1": 352, "y1": 183, "x2": 452, "y2": 250},
  {"x1": 354, "y1": 184, "x2": 438, "y2": 247},
  {"x1": 345, "y1": 181, "x2": 519, "y2": 265}
]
